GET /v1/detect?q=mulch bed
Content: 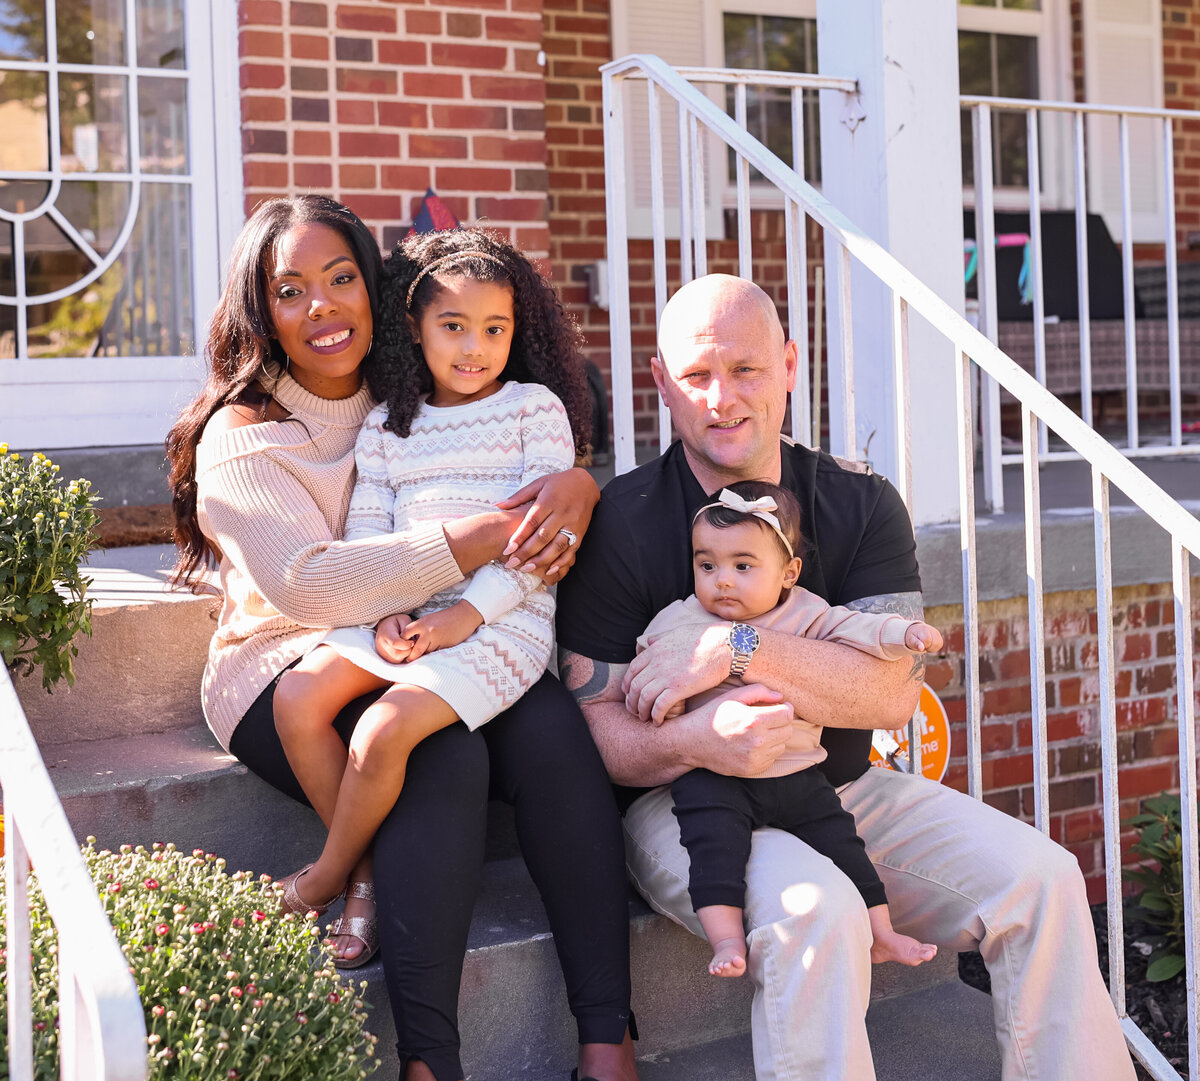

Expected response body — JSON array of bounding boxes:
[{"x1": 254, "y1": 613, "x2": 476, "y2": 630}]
[
  {"x1": 958, "y1": 903, "x2": 1187, "y2": 1078},
  {"x1": 95, "y1": 504, "x2": 173, "y2": 548}
]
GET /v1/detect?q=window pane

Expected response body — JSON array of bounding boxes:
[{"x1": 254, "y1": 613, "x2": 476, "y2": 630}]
[
  {"x1": 57, "y1": 0, "x2": 126, "y2": 65},
  {"x1": 1, "y1": 218, "x2": 13, "y2": 293},
  {"x1": 0, "y1": 69, "x2": 50, "y2": 170},
  {"x1": 958, "y1": 31, "x2": 993, "y2": 96},
  {"x1": 59, "y1": 73, "x2": 130, "y2": 173},
  {"x1": 0, "y1": 304, "x2": 15, "y2": 358},
  {"x1": 138, "y1": 75, "x2": 188, "y2": 172},
  {"x1": 724, "y1": 15, "x2": 819, "y2": 184},
  {"x1": 995, "y1": 33, "x2": 1039, "y2": 98},
  {"x1": 724, "y1": 13, "x2": 759, "y2": 69},
  {"x1": 959, "y1": 0, "x2": 1000, "y2": 6},
  {"x1": 0, "y1": 180, "x2": 51, "y2": 215},
  {"x1": 1003, "y1": 0, "x2": 1040, "y2": 9},
  {"x1": 0, "y1": 4, "x2": 46, "y2": 61},
  {"x1": 56, "y1": 180, "x2": 132, "y2": 256},
  {"x1": 25, "y1": 183, "x2": 193, "y2": 357},
  {"x1": 137, "y1": 0, "x2": 186, "y2": 69}
]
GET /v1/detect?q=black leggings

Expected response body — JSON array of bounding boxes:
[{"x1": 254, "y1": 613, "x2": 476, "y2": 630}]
[
  {"x1": 230, "y1": 670, "x2": 632, "y2": 1081},
  {"x1": 670, "y1": 766, "x2": 887, "y2": 912}
]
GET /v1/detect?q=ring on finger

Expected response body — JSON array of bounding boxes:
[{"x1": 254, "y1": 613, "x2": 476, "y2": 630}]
[{"x1": 557, "y1": 528, "x2": 578, "y2": 547}]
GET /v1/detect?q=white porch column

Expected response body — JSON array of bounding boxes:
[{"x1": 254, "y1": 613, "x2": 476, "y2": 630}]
[{"x1": 817, "y1": 0, "x2": 964, "y2": 525}]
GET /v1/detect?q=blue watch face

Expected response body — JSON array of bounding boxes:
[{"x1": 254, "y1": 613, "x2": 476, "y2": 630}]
[{"x1": 730, "y1": 624, "x2": 759, "y2": 652}]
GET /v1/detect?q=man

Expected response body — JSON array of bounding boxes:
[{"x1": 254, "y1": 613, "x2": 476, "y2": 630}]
[{"x1": 556, "y1": 274, "x2": 1134, "y2": 1080}]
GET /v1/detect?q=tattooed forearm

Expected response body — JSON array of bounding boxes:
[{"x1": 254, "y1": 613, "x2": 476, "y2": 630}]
[
  {"x1": 844, "y1": 590, "x2": 925, "y2": 621},
  {"x1": 845, "y1": 591, "x2": 930, "y2": 684},
  {"x1": 558, "y1": 650, "x2": 626, "y2": 705}
]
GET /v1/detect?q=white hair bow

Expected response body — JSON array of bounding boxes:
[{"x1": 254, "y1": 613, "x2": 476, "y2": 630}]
[{"x1": 694, "y1": 488, "x2": 794, "y2": 557}]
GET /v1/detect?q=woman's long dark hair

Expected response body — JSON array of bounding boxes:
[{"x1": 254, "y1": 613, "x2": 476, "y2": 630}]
[
  {"x1": 372, "y1": 228, "x2": 592, "y2": 456},
  {"x1": 165, "y1": 195, "x2": 383, "y2": 589}
]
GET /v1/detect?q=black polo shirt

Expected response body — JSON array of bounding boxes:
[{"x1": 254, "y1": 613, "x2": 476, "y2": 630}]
[{"x1": 556, "y1": 438, "x2": 923, "y2": 794}]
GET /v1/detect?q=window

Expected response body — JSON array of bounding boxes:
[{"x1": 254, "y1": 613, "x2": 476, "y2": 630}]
[
  {"x1": 722, "y1": 14, "x2": 820, "y2": 184},
  {"x1": 0, "y1": 0, "x2": 240, "y2": 448}
]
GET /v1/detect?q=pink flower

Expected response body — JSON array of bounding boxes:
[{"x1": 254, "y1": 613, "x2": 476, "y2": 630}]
[
  {"x1": 295, "y1": 1012, "x2": 308, "y2": 1025},
  {"x1": 252, "y1": 999, "x2": 264, "y2": 1009},
  {"x1": 108, "y1": 882, "x2": 122, "y2": 893},
  {"x1": 34, "y1": 1021, "x2": 46, "y2": 1031},
  {"x1": 326, "y1": 992, "x2": 340, "y2": 1003},
  {"x1": 231, "y1": 917, "x2": 244, "y2": 928},
  {"x1": 245, "y1": 984, "x2": 257, "y2": 994},
  {"x1": 229, "y1": 987, "x2": 243, "y2": 998},
  {"x1": 152, "y1": 1006, "x2": 165, "y2": 1017},
  {"x1": 192, "y1": 849, "x2": 204, "y2": 858},
  {"x1": 143, "y1": 878, "x2": 159, "y2": 890},
  {"x1": 155, "y1": 924, "x2": 170, "y2": 936},
  {"x1": 191, "y1": 922, "x2": 206, "y2": 935},
  {"x1": 251, "y1": 910, "x2": 266, "y2": 923}
]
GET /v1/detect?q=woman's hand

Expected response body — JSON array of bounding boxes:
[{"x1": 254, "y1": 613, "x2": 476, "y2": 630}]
[{"x1": 495, "y1": 467, "x2": 600, "y2": 582}]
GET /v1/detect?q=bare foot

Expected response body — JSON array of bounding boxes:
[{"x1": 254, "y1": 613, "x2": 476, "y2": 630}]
[
  {"x1": 870, "y1": 929, "x2": 937, "y2": 967},
  {"x1": 708, "y1": 936, "x2": 747, "y2": 978},
  {"x1": 329, "y1": 880, "x2": 376, "y2": 964}
]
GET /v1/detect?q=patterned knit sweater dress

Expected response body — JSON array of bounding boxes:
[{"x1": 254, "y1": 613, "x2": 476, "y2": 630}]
[{"x1": 322, "y1": 380, "x2": 573, "y2": 729}]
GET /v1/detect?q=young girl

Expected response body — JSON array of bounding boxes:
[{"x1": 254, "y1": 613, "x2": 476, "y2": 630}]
[
  {"x1": 638, "y1": 480, "x2": 943, "y2": 978},
  {"x1": 272, "y1": 228, "x2": 593, "y2": 970}
]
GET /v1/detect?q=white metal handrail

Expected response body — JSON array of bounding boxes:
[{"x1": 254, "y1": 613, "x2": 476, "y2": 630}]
[
  {"x1": 965, "y1": 93, "x2": 1200, "y2": 513},
  {"x1": 602, "y1": 55, "x2": 1200, "y2": 1081},
  {"x1": 1, "y1": 666, "x2": 146, "y2": 1081}
]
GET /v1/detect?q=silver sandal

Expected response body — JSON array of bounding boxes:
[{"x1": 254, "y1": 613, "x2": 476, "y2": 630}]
[{"x1": 328, "y1": 878, "x2": 379, "y2": 970}]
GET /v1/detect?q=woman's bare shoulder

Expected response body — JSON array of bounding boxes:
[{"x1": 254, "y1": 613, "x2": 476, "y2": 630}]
[{"x1": 205, "y1": 395, "x2": 291, "y2": 436}]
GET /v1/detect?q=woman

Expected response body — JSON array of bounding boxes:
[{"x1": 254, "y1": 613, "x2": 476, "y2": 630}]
[{"x1": 166, "y1": 195, "x2": 637, "y2": 1081}]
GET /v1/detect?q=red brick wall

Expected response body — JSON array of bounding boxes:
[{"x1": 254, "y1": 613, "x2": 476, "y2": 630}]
[
  {"x1": 238, "y1": 0, "x2": 549, "y2": 257},
  {"x1": 928, "y1": 583, "x2": 1200, "y2": 904},
  {"x1": 1162, "y1": 0, "x2": 1200, "y2": 259}
]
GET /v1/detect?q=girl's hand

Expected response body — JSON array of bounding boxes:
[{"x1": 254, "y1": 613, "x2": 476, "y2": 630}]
[
  {"x1": 402, "y1": 600, "x2": 484, "y2": 661},
  {"x1": 495, "y1": 467, "x2": 600, "y2": 582},
  {"x1": 375, "y1": 613, "x2": 415, "y2": 663}
]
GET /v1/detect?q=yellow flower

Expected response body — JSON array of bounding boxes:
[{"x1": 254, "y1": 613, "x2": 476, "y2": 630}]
[
  {"x1": 58, "y1": 511, "x2": 69, "y2": 519},
  {"x1": 0, "y1": 443, "x2": 7, "y2": 455}
]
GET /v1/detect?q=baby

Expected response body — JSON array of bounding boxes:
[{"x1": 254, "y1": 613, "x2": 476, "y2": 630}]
[{"x1": 637, "y1": 480, "x2": 943, "y2": 977}]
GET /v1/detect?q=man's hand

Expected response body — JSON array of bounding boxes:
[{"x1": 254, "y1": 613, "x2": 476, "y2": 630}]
[
  {"x1": 679, "y1": 684, "x2": 793, "y2": 777},
  {"x1": 375, "y1": 613, "x2": 415, "y2": 663},
  {"x1": 624, "y1": 622, "x2": 731, "y2": 724},
  {"x1": 402, "y1": 600, "x2": 484, "y2": 661}
]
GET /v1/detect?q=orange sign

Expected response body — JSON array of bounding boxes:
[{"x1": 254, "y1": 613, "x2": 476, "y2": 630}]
[{"x1": 869, "y1": 685, "x2": 951, "y2": 782}]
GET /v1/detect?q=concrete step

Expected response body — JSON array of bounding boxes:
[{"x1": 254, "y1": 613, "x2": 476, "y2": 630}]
[
  {"x1": 14, "y1": 545, "x2": 211, "y2": 744},
  {"x1": 350, "y1": 857, "x2": 981, "y2": 1081},
  {"x1": 22, "y1": 544, "x2": 999, "y2": 1079}
]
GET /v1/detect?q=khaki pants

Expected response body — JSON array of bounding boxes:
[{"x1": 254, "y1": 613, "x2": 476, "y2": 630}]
[{"x1": 623, "y1": 766, "x2": 1135, "y2": 1081}]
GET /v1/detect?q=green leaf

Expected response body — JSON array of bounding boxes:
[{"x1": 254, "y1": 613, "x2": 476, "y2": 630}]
[{"x1": 1146, "y1": 954, "x2": 1186, "y2": 982}]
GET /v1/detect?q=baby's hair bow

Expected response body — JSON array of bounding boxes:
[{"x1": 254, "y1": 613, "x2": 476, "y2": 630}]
[{"x1": 693, "y1": 488, "x2": 794, "y2": 557}]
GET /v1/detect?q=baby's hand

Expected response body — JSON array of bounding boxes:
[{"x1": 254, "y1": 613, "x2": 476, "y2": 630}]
[
  {"x1": 375, "y1": 613, "x2": 415, "y2": 663},
  {"x1": 652, "y1": 701, "x2": 687, "y2": 726},
  {"x1": 402, "y1": 601, "x2": 484, "y2": 662},
  {"x1": 905, "y1": 622, "x2": 943, "y2": 653}
]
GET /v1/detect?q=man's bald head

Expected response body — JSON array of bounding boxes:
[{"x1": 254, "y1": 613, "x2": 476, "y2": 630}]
[
  {"x1": 658, "y1": 274, "x2": 785, "y2": 362},
  {"x1": 650, "y1": 274, "x2": 797, "y2": 491}
]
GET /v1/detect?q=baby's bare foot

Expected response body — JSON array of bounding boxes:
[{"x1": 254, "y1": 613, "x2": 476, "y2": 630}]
[
  {"x1": 871, "y1": 930, "x2": 937, "y2": 967},
  {"x1": 709, "y1": 937, "x2": 747, "y2": 978}
]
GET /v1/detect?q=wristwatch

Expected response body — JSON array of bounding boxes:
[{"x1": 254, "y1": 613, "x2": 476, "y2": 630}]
[{"x1": 727, "y1": 622, "x2": 761, "y2": 678}]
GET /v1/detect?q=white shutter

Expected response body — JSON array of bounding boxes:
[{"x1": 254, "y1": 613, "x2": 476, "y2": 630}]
[
  {"x1": 610, "y1": 0, "x2": 725, "y2": 239},
  {"x1": 1082, "y1": 0, "x2": 1164, "y2": 244}
]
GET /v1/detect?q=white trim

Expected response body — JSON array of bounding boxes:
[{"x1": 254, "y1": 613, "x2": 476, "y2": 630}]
[{"x1": 208, "y1": 0, "x2": 246, "y2": 284}]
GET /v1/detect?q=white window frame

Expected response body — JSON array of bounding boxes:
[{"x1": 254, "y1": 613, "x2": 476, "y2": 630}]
[
  {"x1": 958, "y1": 0, "x2": 1074, "y2": 213},
  {"x1": 712, "y1": 0, "x2": 818, "y2": 211},
  {"x1": 0, "y1": 0, "x2": 243, "y2": 450}
]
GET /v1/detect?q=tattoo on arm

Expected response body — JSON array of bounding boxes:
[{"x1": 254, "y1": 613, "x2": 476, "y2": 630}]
[
  {"x1": 844, "y1": 590, "x2": 929, "y2": 684},
  {"x1": 559, "y1": 650, "x2": 625, "y2": 705}
]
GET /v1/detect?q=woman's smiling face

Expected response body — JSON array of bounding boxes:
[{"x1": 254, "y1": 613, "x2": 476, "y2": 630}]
[{"x1": 266, "y1": 222, "x2": 373, "y2": 399}]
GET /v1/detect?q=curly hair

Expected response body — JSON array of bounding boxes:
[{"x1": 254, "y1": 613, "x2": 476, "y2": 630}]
[
  {"x1": 692, "y1": 480, "x2": 805, "y2": 564},
  {"x1": 371, "y1": 228, "x2": 592, "y2": 456},
  {"x1": 164, "y1": 195, "x2": 383, "y2": 589}
]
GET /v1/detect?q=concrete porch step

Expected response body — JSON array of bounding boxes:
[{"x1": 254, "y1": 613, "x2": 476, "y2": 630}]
[{"x1": 20, "y1": 544, "x2": 1001, "y2": 1078}]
